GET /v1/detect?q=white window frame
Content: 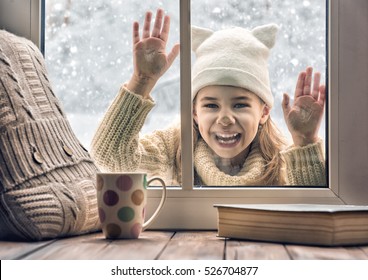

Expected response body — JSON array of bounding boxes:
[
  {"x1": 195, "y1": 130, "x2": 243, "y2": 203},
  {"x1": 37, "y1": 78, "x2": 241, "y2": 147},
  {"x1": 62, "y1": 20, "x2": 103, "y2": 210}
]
[
  {"x1": 2, "y1": 0, "x2": 368, "y2": 230},
  {"x1": 145, "y1": 0, "x2": 368, "y2": 230},
  {"x1": 0, "y1": 0, "x2": 44, "y2": 52}
]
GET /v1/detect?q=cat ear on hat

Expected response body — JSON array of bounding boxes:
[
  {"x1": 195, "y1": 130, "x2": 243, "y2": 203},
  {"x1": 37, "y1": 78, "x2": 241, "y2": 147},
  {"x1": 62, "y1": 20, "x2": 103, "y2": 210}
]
[
  {"x1": 251, "y1": 23, "x2": 279, "y2": 49},
  {"x1": 191, "y1": 26, "x2": 214, "y2": 52}
]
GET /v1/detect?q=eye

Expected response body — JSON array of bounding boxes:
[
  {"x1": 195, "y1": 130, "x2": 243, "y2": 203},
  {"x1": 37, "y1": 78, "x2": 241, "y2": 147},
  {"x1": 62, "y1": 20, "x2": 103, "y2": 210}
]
[
  {"x1": 234, "y1": 103, "x2": 250, "y2": 109},
  {"x1": 203, "y1": 103, "x2": 218, "y2": 109}
]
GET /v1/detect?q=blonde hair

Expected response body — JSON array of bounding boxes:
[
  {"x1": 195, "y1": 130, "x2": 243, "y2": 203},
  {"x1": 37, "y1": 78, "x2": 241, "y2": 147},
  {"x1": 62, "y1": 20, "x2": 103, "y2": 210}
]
[{"x1": 256, "y1": 117, "x2": 287, "y2": 185}]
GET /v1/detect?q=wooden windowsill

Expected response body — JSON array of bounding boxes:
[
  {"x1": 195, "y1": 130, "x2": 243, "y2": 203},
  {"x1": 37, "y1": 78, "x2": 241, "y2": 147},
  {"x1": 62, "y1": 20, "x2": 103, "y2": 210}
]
[{"x1": 1, "y1": 231, "x2": 368, "y2": 260}]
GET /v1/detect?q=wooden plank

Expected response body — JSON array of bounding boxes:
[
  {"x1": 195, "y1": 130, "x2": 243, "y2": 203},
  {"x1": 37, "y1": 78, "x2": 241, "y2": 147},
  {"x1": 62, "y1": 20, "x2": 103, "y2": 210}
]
[
  {"x1": 23, "y1": 232, "x2": 106, "y2": 259},
  {"x1": 0, "y1": 239, "x2": 55, "y2": 260},
  {"x1": 24, "y1": 231, "x2": 174, "y2": 260},
  {"x1": 286, "y1": 245, "x2": 368, "y2": 260},
  {"x1": 99, "y1": 231, "x2": 174, "y2": 260},
  {"x1": 226, "y1": 240, "x2": 290, "y2": 260},
  {"x1": 158, "y1": 231, "x2": 225, "y2": 260}
]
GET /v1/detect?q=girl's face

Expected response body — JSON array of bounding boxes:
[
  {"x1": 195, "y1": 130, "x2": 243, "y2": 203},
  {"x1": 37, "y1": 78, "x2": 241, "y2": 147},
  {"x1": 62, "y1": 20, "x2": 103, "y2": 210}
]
[{"x1": 194, "y1": 85, "x2": 270, "y2": 160}]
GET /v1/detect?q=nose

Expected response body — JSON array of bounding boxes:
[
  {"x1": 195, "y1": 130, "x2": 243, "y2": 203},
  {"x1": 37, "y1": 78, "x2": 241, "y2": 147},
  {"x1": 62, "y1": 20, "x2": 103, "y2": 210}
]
[{"x1": 217, "y1": 112, "x2": 235, "y2": 126}]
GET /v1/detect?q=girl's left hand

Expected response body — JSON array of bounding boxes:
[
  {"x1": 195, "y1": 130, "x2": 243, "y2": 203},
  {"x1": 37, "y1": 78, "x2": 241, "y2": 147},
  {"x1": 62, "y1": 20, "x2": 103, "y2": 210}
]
[{"x1": 282, "y1": 67, "x2": 326, "y2": 147}]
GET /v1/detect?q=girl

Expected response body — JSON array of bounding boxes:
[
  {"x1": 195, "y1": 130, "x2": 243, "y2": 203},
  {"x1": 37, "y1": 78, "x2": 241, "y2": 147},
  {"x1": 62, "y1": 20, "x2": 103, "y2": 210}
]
[{"x1": 91, "y1": 9, "x2": 326, "y2": 186}]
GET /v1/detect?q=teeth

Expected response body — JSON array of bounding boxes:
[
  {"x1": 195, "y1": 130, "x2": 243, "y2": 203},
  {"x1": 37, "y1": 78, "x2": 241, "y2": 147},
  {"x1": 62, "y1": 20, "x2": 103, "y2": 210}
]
[
  {"x1": 218, "y1": 138, "x2": 237, "y2": 144},
  {"x1": 216, "y1": 133, "x2": 238, "y2": 138},
  {"x1": 215, "y1": 133, "x2": 240, "y2": 144}
]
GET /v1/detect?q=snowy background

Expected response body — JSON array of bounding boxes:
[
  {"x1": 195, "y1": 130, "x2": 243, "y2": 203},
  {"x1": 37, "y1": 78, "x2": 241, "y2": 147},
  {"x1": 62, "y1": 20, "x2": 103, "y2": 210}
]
[{"x1": 45, "y1": 0, "x2": 326, "y2": 150}]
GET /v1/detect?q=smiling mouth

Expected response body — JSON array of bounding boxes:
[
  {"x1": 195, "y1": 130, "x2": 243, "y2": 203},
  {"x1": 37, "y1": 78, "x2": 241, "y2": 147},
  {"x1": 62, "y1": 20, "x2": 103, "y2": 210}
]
[{"x1": 215, "y1": 133, "x2": 241, "y2": 144}]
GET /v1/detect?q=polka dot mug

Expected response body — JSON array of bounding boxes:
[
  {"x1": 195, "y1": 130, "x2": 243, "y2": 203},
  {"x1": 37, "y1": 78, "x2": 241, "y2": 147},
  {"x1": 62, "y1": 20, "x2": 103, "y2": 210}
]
[{"x1": 96, "y1": 172, "x2": 167, "y2": 239}]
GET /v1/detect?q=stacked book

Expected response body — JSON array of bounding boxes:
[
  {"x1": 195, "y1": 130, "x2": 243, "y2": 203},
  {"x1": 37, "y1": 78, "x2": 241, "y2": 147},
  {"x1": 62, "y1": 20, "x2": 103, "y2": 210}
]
[{"x1": 215, "y1": 204, "x2": 368, "y2": 246}]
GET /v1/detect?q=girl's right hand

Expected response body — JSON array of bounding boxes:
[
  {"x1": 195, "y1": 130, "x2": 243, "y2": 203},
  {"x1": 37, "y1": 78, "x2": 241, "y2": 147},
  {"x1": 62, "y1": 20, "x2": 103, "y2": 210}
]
[{"x1": 127, "y1": 9, "x2": 180, "y2": 98}]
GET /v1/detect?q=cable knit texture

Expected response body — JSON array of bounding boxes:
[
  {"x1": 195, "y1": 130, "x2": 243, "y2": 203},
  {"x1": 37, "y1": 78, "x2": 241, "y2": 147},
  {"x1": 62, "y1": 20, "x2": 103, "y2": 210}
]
[
  {"x1": 91, "y1": 87, "x2": 326, "y2": 187},
  {"x1": 0, "y1": 30, "x2": 100, "y2": 241}
]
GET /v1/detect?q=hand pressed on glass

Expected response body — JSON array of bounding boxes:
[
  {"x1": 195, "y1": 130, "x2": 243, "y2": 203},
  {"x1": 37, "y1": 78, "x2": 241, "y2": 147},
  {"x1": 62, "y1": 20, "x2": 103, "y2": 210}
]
[
  {"x1": 127, "y1": 9, "x2": 180, "y2": 99},
  {"x1": 282, "y1": 67, "x2": 326, "y2": 147}
]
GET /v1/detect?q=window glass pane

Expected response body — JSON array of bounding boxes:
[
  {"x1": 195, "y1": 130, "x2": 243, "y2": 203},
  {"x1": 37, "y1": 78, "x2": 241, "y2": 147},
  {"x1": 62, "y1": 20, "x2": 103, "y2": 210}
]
[
  {"x1": 45, "y1": 1, "x2": 181, "y2": 186},
  {"x1": 191, "y1": 0, "x2": 327, "y2": 187},
  {"x1": 45, "y1": 0, "x2": 180, "y2": 148}
]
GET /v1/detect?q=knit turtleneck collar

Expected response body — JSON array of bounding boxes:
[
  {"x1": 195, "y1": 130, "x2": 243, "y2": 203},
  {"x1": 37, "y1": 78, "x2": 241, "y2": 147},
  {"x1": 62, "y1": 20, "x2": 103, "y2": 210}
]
[{"x1": 194, "y1": 138, "x2": 266, "y2": 186}]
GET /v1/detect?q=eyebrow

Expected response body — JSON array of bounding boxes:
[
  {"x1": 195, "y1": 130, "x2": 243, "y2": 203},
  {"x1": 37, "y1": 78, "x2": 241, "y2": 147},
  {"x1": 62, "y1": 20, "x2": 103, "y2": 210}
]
[
  {"x1": 199, "y1": 96, "x2": 218, "y2": 102},
  {"x1": 199, "y1": 95, "x2": 252, "y2": 102},
  {"x1": 231, "y1": 96, "x2": 252, "y2": 101}
]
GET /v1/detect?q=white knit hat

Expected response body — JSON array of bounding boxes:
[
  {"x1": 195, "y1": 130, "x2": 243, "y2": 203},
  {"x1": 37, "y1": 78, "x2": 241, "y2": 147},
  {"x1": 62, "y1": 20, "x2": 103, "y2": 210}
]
[{"x1": 192, "y1": 24, "x2": 279, "y2": 108}]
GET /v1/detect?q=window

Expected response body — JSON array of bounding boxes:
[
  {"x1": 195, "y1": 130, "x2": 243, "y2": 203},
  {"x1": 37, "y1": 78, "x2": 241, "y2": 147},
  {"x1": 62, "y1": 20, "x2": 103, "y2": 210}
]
[
  {"x1": 45, "y1": 0, "x2": 327, "y2": 188},
  {"x1": 6, "y1": 0, "x2": 366, "y2": 229},
  {"x1": 190, "y1": 0, "x2": 327, "y2": 187}
]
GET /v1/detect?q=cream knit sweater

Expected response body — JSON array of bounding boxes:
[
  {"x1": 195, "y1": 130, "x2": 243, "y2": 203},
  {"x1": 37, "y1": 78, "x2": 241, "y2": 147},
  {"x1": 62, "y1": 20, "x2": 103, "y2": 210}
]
[
  {"x1": 91, "y1": 86, "x2": 326, "y2": 186},
  {"x1": 0, "y1": 30, "x2": 100, "y2": 241}
]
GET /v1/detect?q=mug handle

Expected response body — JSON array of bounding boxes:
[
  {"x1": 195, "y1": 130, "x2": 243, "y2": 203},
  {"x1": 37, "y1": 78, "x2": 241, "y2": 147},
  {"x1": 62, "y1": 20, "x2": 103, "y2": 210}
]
[{"x1": 142, "y1": 177, "x2": 167, "y2": 230}]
